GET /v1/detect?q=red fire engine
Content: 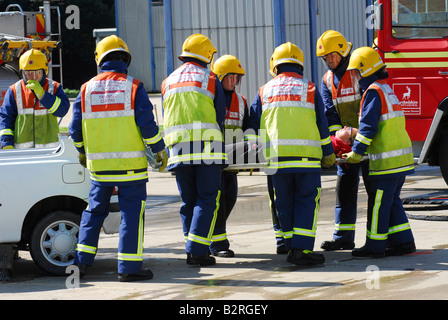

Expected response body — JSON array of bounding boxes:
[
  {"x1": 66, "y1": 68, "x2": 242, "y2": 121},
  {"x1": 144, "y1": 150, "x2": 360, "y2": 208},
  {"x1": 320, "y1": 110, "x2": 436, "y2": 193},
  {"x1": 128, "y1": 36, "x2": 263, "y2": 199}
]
[{"x1": 374, "y1": 0, "x2": 448, "y2": 183}]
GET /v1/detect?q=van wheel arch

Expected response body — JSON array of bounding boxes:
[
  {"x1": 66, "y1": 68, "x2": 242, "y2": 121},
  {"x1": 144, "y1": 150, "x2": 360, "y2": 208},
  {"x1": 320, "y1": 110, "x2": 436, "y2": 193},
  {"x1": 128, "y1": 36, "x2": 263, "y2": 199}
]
[{"x1": 20, "y1": 196, "x2": 87, "y2": 247}]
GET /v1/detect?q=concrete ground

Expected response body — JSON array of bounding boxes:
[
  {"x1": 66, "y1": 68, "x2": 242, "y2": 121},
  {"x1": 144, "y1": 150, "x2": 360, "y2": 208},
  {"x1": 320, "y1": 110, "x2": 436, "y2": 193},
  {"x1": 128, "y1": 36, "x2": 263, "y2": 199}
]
[
  {"x1": 2, "y1": 95, "x2": 447, "y2": 305},
  {"x1": 1, "y1": 164, "x2": 447, "y2": 302}
]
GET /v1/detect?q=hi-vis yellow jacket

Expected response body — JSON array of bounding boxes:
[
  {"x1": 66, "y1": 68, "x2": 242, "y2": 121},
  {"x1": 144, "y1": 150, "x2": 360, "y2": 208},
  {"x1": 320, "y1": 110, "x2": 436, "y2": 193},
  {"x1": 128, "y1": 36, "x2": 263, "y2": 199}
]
[
  {"x1": 353, "y1": 79, "x2": 414, "y2": 176},
  {"x1": 258, "y1": 72, "x2": 333, "y2": 171},
  {"x1": 77, "y1": 70, "x2": 164, "y2": 184},
  {"x1": 162, "y1": 61, "x2": 227, "y2": 167},
  {"x1": 0, "y1": 78, "x2": 69, "y2": 149}
]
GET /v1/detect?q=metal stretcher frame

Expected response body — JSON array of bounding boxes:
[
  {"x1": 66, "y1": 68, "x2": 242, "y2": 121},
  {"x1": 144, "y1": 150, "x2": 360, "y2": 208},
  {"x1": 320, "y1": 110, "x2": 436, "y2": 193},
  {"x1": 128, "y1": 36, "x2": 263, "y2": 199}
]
[{"x1": 148, "y1": 140, "x2": 373, "y2": 172}]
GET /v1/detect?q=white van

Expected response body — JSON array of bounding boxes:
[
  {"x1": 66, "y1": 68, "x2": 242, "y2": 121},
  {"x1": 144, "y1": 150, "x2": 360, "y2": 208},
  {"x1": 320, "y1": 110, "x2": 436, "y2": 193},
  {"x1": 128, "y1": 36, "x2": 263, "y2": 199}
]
[{"x1": 0, "y1": 134, "x2": 120, "y2": 277}]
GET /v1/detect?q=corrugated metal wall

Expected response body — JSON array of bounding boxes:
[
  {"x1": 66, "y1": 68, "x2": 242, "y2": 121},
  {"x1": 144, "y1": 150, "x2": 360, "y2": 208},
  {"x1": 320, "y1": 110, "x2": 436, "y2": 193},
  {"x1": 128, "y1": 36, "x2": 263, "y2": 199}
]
[
  {"x1": 169, "y1": 0, "x2": 275, "y2": 102},
  {"x1": 116, "y1": 0, "x2": 369, "y2": 99},
  {"x1": 283, "y1": 0, "x2": 368, "y2": 86},
  {"x1": 115, "y1": 0, "x2": 154, "y2": 91},
  {"x1": 313, "y1": 0, "x2": 369, "y2": 83},
  {"x1": 284, "y1": 0, "x2": 313, "y2": 82}
]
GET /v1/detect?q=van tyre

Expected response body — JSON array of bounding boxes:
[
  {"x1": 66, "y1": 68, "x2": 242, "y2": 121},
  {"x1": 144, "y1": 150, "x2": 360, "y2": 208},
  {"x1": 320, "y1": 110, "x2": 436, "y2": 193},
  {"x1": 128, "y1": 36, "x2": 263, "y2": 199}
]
[{"x1": 29, "y1": 211, "x2": 81, "y2": 275}]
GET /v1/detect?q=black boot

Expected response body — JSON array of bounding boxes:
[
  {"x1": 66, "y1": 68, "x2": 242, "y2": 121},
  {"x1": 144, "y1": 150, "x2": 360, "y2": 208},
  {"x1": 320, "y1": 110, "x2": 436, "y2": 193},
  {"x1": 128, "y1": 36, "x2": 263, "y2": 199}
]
[
  {"x1": 118, "y1": 268, "x2": 154, "y2": 282},
  {"x1": 276, "y1": 244, "x2": 288, "y2": 254},
  {"x1": 186, "y1": 253, "x2": 216, "y2": 266},
  {"x1": 321, "y1": 239, "x2": 355, "y2": 251},
  {"x1": 211, "y1": 249, "x2": 235, "y2": 257},
  {"x1": 352, "y1": 246, "x2": 385, "y2": 258},
  {"x1": 74, "y1": 263, "x2": 89, "y2": 278},
  {"x1": 290, "y1": 249, "x2": 325, "y2": 265},
  {"x1": 386, "y1": 241, "x2": 416, "y2": 256}
]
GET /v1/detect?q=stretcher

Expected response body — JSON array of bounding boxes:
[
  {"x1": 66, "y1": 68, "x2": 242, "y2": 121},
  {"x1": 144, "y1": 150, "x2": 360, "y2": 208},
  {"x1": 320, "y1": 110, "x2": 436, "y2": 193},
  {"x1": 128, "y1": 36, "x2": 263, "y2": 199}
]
[{"x1": 146, "y1": 139, "x2": 369, "y2": 172}]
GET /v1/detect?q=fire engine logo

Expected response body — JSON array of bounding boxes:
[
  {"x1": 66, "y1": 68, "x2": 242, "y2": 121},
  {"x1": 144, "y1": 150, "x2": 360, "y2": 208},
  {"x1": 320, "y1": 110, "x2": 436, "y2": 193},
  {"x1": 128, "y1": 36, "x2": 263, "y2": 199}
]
[
  {"x1": 402, "y1": 86, "x2": 412, "y2": 100},
  {"x1": 393, "y1": 83, "x2": 421, "y2": 115}
]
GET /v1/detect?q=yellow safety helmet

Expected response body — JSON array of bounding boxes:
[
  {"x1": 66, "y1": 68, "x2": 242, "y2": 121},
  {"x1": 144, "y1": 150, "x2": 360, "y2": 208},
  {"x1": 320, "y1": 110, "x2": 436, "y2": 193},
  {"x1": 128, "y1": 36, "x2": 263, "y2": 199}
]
[
  {"x1": 316, "y1": 30, "x2": 352, "y2": 58},
  {"x1": 211, "y1": 55, "x2": 245, "y2": 81},
  {"x1": 95, "y1": 35, "x2": 131, "y2": 66},
  {"x1": 179, "y1": 33, "x2": 217, "y2": 64},
  {"x1": 19, "y1": 49, "x2": 48, "y2": 74},
  {"x1": 347, "y1": 46, "x2": 386, "y2": 78},
  {"x1": 270, "y1": 42, "x2": 304, "y2": 76}
]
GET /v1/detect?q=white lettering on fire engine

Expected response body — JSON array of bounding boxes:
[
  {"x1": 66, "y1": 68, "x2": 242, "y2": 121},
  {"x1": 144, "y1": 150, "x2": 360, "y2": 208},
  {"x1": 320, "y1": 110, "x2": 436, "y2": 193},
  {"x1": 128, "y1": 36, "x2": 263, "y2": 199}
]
[{"x1": 393, "y1": 83, "x2": 421, "y2": 115}]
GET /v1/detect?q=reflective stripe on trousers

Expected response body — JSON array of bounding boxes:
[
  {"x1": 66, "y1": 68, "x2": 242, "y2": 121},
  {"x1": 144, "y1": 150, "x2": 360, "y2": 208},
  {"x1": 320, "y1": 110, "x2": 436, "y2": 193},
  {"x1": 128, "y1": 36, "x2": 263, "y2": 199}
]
[
  {"x1": 174, "y1": 165, "x2": 222, "y2": 256},
  {"x1": 365, "y1": 176, "x2": 414, "y2": 252},
  {"x1": 271, "y1": 172, "x2": 321, "y2": 251},
  {"x1": 118, "y1": 200, "x2": 145, "y2": 262},
  {"x1": 75, "y1": 183, "x2": 148, "y2": 274}
]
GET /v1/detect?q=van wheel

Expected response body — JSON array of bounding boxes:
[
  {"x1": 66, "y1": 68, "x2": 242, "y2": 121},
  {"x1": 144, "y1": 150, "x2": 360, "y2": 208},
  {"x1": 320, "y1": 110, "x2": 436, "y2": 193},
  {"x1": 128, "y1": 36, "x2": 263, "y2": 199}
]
[
  {"x1": 439, "y1": 136, "x2": 448, "y2": 186},
  {"x1": 29, "y1": 211, "x2": 80, "y2": 275}
]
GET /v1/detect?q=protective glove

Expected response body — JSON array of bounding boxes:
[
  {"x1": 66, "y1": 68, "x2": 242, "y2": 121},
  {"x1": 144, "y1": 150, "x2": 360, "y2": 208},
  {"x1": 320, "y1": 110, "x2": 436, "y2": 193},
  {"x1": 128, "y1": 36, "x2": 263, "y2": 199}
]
[
  {"x1": 342, "y1": 151, "x2": 363, "y2": 164},
  {"x1": 78, "y1": 153, "x2": 87, "y2": 168},
  {"x1": 26, "y1": 80, "x2": 45, "y2": 99},
  {"x1": 321, "y1": 153, "x2": 336, "y2": 168},
  {"x1": 2, "y1": 145, "x2": 14, "y2": 150},
  {"x1": 156, "y1": 149, "x2": 168, "y2": 172}
]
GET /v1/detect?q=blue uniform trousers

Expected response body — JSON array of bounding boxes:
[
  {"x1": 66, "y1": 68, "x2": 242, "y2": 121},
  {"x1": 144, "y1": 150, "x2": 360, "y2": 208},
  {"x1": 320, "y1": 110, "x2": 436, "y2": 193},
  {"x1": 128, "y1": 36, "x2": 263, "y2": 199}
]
[
  {"x1": 174, "y1": 165, "x2": 222, "y2": 256},
  {"x1": 267, "y1": 176, "x2": 284, "y2": 248},
  {"x1": 333, "y1": 161, "x2": 370, "y2": 242},
  {"x1": 365, "y1": 175, "x2": 414, "y2": 253},
  {"x1": 75, "y1": 182, "x2": 147, "y2": 274},
  {"x1": 271, "y1": 172, "x2": 321, "y2": 251},
  {"x1": 210, "y1": 171, "x2": 238, "y2": 253}
]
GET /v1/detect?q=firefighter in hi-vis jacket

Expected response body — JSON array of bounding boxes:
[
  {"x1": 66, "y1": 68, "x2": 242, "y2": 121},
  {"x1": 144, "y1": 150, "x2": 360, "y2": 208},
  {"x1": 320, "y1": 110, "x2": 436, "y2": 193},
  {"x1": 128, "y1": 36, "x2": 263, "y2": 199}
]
[
  {"x1": 316, "y1": 30, "x2": 370, "y2": 252},
  {"x1": 69, "y1": 35, "x2": 167, "y2": 282},
  {"x1": 210, "y1": 54, "x2": 250, "y2": 257},
  {"x1": 161, "y1": 34, "x2": 227, "y2": 267},
  {"x1": 250, "y1": 42, "x2": 335, "y2": 266},
  {"x1": 345, "y1": 46, "x2": 416, "y2": 258},
  {"x1": 0, "y1": 49, "x2": 69, "y2": 149}
]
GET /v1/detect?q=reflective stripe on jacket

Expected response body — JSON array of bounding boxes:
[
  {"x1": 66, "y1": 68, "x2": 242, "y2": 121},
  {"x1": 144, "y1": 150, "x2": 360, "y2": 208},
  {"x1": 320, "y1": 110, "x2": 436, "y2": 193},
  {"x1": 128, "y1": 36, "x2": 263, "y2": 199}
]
[
  {"x1": 259, "y1": 72, "x2": 322, "y2": 168},
  {"x1": 323, "y1": 69, "x2": 361, "y2": 129},
  {"x1": 11, "y1": 79, "x2": 60, "y2": 149},
  {"x1": 80, "y1": 72, "x2": 148, "y2": 181},
  {"x1": 360, "y1": 80, "x2": 414, "y2": 175},
  {"x1": 224, "y1": 91, "x2": 246, "y2": 144}
]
